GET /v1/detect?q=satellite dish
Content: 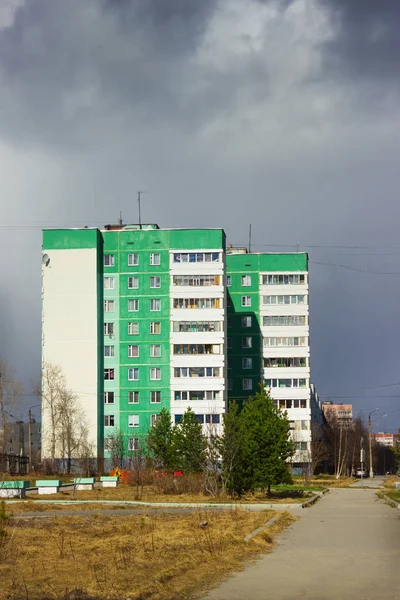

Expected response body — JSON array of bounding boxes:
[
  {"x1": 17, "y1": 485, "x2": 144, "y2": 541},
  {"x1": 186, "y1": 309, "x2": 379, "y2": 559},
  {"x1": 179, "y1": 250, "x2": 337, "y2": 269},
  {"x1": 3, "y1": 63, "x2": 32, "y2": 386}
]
[{"x1": 42, "y1": 253, "x2": 50, "y2": 267}]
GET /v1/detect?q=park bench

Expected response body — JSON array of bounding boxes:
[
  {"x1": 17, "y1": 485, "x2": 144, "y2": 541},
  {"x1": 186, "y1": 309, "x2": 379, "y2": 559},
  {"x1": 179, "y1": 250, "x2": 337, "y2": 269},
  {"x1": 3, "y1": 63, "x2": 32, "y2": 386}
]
[
  {"x1": 100, "y1": 476, "x2": 119, "y2": 488},
  {"x1": 0, "y1": 480, "x2": 30, "y2": 498},
  {"x1": 36, "y1": 480, "x2": 61, "y2": 495},
  {"x1": 73, "y1": 477, "x2": 96, "y2": 491}
]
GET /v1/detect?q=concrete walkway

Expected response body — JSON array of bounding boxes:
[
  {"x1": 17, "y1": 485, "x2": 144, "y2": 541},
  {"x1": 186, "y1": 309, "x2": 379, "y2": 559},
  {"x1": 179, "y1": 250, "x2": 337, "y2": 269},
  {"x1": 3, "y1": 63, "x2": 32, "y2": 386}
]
[{"x1": 204, "y1": 488, "x2": 400, "y2": 600}]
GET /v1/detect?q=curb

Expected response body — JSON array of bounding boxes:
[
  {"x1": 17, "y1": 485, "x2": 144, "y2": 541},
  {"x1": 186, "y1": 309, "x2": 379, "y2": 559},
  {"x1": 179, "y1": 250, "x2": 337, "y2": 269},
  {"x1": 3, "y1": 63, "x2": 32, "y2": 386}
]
[
  {"x1": 378, "y1": 492, "x2": 400, "y2": 509},
  {"x1": 301, "y1": 488, "x2": 329, "y2": 508},
  {"x1": 244, "y1": 516, "x2": 280, "y2": 542}
]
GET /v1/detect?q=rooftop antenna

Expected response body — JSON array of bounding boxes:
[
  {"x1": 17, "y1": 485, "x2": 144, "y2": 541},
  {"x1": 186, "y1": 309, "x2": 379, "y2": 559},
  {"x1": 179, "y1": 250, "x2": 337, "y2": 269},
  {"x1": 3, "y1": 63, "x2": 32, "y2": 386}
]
[
  {"x1": 118, "y1": 211, "x2": 123, "y2": 226},
  {"x1": 248, "y1": 224, "x2": 252, "y2": 254},
  {"x1": 296, "y1": 242, "x2": 300, "y2": 253},
  {"x1": 137, "y1": 191, "x2": 147, "y2": 229}
]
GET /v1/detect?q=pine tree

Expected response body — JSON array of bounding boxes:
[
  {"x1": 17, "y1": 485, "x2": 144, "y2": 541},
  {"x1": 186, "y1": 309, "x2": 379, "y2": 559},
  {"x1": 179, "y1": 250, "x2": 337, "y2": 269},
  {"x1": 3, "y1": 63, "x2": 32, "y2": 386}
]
[
  {"x1": 172, "y1": 407, "x2": 207, "y2": 474},
  {"x1": 220, "y1": 401, "x2": 245, "y2": 497},
  {"x1": 239, "y1": 386, "x2": 294, "y2": 495},
  {"x1": 147, "y1": 408, "x2": 175, "y2": 471}
]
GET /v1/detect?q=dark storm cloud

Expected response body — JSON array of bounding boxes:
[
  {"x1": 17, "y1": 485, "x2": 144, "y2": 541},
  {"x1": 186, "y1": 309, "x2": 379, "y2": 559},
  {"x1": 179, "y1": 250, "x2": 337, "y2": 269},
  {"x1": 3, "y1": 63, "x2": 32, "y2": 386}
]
[{"x1": 320, "y1": 0, "x2": 400, "y2": 82}]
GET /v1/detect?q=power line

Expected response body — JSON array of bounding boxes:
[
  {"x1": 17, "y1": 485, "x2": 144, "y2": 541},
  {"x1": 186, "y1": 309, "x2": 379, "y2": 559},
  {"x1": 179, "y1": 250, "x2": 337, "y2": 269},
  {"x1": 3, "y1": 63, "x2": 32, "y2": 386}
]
[
  {"x1": 319, "y1": 381, "x2": 400, "y2": 397},
  {"x1": 310, "y1": 260, "x2": 400, "y2": 275}
]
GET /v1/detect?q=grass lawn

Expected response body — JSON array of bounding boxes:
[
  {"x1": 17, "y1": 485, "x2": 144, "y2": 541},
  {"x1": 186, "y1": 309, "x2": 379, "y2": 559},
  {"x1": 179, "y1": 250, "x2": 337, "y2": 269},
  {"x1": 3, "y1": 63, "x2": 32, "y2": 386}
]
[{"x1": 0, "y1": 507, "x2": 295, "y2": 600}]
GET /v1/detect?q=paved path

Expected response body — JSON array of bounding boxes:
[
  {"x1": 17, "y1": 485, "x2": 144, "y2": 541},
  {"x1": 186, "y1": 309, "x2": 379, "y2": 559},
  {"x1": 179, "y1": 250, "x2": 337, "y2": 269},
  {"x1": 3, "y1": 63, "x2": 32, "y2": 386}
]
[
  {"x1": 349, "y1": 476, "x2": 386, "y2": 488},
  {"x1": 204, "y1": 487, "x2": 400, "y2": 600}
]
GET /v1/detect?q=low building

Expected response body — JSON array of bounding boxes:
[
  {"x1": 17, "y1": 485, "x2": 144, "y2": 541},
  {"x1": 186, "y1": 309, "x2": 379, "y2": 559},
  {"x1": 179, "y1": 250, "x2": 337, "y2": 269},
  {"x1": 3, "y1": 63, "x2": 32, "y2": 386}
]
[
  {"x1": 373, "y1": 432, "x2": 398, "y2": 447},
  {"x1": 322, "y1": 403, "x2": 353, "y2": 429},
  {"x1": 0, "y1": 421, "x2": 41, "y2": 462}
]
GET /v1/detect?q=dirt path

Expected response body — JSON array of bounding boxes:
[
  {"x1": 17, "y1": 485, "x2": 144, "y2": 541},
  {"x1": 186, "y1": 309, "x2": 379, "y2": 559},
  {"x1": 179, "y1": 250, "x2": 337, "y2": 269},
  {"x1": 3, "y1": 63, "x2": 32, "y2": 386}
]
[{"x1": 204, "y1": 487, "x2": 400, "y2": 600}]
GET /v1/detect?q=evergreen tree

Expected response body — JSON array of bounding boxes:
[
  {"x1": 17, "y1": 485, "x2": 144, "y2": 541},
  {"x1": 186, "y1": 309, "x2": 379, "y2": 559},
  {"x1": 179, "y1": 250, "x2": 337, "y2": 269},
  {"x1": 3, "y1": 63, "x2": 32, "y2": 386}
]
[
  {"x1": 220, "y1": 401, "x2": 245, "y2": 497},
  {"x1": 147, "y1": 408, "x2": 175, "y2": 471},
  {"x1": 172, "y1": 407, "x2": 207, "y2": 473},
  {"x1": 239, "y1": 386, "x2": 294, "y2": 495}
]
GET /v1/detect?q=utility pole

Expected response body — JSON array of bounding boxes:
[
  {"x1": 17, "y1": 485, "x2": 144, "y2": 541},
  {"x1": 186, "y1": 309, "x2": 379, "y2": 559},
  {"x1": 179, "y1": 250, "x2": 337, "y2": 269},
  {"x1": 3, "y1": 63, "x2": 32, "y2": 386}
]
[
  {"x1": 248, "y1": 224, "x2": 252, "y2": 253},
  {"x1": 137, "y1": 191, "x2": 146, "y2": 229},
  {"x1": 369, "y1": 408, "x2": 379, "y2": 478},
  {"x1": 28, "y1": 409, "x2": 32, "y2": 473}
]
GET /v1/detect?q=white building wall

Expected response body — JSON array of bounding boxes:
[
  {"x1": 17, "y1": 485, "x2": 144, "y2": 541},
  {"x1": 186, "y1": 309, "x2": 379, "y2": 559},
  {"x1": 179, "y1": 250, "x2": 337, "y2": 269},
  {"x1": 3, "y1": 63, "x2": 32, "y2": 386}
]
[
  {"x1": 169, "y1": 250, "x2": 226, "y2": 433},
  {"x1": 259, "y1": 272, "x2": 311, "y2": 462},
  {"x1": 42, "y1": 248, "x2": 100, "y2": 457}
]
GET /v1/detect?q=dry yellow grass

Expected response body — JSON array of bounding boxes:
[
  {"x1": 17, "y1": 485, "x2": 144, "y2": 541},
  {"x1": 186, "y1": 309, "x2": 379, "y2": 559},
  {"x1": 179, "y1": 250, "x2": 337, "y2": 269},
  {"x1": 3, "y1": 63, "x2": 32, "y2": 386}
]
[
  {"x1": 6, "y1": 501, "x2": 137, "y2": 514},
  {"x1": 21, "y1": 485, "x2": 310, "y2": 504},
  {"x1": 0, "y1": 509, "x2": 295, "y2": 600}
]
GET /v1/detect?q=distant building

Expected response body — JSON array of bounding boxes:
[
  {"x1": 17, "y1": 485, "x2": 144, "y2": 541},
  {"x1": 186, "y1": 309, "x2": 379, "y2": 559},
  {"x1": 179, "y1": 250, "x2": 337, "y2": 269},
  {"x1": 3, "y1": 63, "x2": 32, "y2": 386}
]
[
  {"x1": 373, "y1": 432, "x2": 398, "y2": 447},
  {"x1": 322, "y1": 403, "x2": 353, "y2": 429},
  {"x1": 0, "y1": 420, "x2": 41, "y2": 461}
]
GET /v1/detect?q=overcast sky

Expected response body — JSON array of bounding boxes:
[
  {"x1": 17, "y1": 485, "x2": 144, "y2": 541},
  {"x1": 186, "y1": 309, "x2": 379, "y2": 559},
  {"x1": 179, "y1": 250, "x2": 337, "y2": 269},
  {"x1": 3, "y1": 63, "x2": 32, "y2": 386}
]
[{"x1": 1, "y1": 0, "x2": 399, "y2": 431}]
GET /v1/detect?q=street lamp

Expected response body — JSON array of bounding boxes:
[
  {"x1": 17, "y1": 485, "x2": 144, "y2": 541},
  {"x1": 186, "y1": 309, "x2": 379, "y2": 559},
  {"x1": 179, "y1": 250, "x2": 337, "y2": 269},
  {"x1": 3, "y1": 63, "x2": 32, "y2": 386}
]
[
  {"x1": 368, "y1": 408, "x2": 379, "y2": 478},
  {"x1": 28, "y1": 404, "x2": 41, "y2": 473}
]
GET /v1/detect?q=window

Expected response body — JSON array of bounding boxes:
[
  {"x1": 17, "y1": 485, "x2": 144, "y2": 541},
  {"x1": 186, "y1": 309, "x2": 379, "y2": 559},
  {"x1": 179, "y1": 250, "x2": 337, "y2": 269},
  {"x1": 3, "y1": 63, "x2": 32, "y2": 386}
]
[
  {"x1": 128, "y1": 368, "x2": 139, "y2": 381},
  {"x1": 264, "y1": 357, "x2": 307, "y2": 368},
  {"x1": 262, "y1": 274, "x2": 305, "y2": 285},
  {"x1": 242, "y1": 316, "x2": 252, "y2": 328},
  {"x1": 173, "y1": 252, "x2": 219, "y2": 263},
  {"x1": 128, "y1": 414, "x2": 139, "y2": 428},
  {"x1": 128, "y1": 345, "x2": 139, "y2": 358},
  {"x1": 104, "y1": 277, "x2": 115, "y2": 289},
  {"x1": 104, "y1": 345, "x2": 114, "y2": 358},
  {"x1": 174, "y1": 390, "x2": 221, "y2": 401},
  {"x1": 150, "y1": 322, "x2": 161, "y2": 334},
  {"x1": 104, "y1": 392, "x2": 115, "y2": 404},
  {"x1": 150, "y1": 368, "x2": 161, "y2": 380},
  {"x1": 226, "y1": 276, "x2": 231, "y2": 287},
  {"x1": 243, "y1": 379, "x2": 252, "y2": 391},
  {"x1": 173, "y1": 343, "x2": 220, "y2": 355},
  {"x1": 104, "y1": 254, "x2": 114, "y2": 267},
  {"x1": 242, "y1": 275, "x2": 251, "y2": 287},
  {"x1": 128, "y1": 253, "x2": 139, "y2": 266},
  {"x1": 242, "y1": 336, "x2": 252, "y2": 348},
  {"x1": 104, "y1": 415, "x2": 114, "y2": 427},
  {"x1": 172, "y1": 275, "x2": 220, "y2": 286},
  {"x1": 128, "y1": 299, "x2": 139, "y2": 312},
  {"x1": 263, "y1": 337, "x2": 307, "y2": 347},
  {"x1": 128, "y1": 276, "x2": 139, "y2": 289},
  {"x1": 128, "y1": 322, "x2": 139, "y2": 335},
  {"x1": 104, "y1": 323, "x2": 114, "y2": 336},
  {"x1": 104, "y1": 300, "x2": 115, "y2": 312},
  {"x1": 263, "y1": 315, "x2": 306, "y2": 326},
  {"x1": 296, "y1": 442, "x2": 308, "y2": 451},
  {"x1": 264, "y1": 378, "x2": 308, "y2": 388},
  {"x1": 172, "y1": 321, "x2": 221, "y2": 332},
  {"x1": 150, "y1": 391, "x2": 161, "y2": 403},
  {"x1": 150, "y1": 344, "x2": 161, "y2": 357},
  {"x1": 174, "y1": 367, "x2": 220, "y2": 378},
  {"x1": 205, "y1": 414, "x2": 220, "y2": 424},
  {"x1": 128, "y1": 437, "x2": 139, "y2": 451},
  {"x1": 150, "y1": 276, "x2": 161, "y2": 288},
  {"x1": 128, "y1": 391, "x2": 139, "y2": 404},
  {"x1": 243, "y1": 358, "x2": 253, "y2": 370},
  {"x1": 175, "y1": 415, "x2": 183, "y2": 424},
  {"x1": 151, "y1": 414, "x2": 160, "y2": 427},
  {"x1": 150, "y1": 253, "x2": 160, "y2": 265},
  {"x1": 173, "y1": 298, "x2": 221, "y2": 309},
  {"x1": 227, "y1": 338, "x2": 232, "y2": 349},
  {"x1": 228, "y1": 379, "x2": 232, "y2": 391},
  {"x1": 241, "y1": 296, "x2": 251, "y2": 307},
  {"x1": 150, "y1": 299, "x2": 161, "y2": 311},
  {"x1": 104, "y1": 369, "x2": 115, "y2": 380},
  {"x1": 263, "y1": 295, "x2": 306, "y2": 305}
]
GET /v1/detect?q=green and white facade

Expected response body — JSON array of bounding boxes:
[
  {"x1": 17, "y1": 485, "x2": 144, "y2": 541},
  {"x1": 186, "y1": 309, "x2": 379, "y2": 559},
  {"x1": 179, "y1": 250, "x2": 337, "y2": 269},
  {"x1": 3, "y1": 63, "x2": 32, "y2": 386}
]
[
  {"x1": 42, "y1": 225, "x2": 317, "y2": 464},
  {"x1": 41, "y1": 225, "x2": 226, "y2": 459},
  {"x1": 226, "y1": 249, "x2": 314, "y2": 466}
]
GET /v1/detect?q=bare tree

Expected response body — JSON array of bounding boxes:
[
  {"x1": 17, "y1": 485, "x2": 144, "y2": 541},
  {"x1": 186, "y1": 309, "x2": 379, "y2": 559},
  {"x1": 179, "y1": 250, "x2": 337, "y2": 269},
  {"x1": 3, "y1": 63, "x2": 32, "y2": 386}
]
[
  {"x1": 106, "y1": 429, "x2": 126, "y2": 470},
  {"x1": 203, "y1": 419, "x2": 222, "y2": 497},
  {"x1": 129, "y1": 437, "x2": 148, "y2": 499},
  {"x1": 0, "y1": 358, "x2": 23, "y2": 467},
  {"x1": 57, "y1": 388, "x2": 91, "y2": 473},
  {"x1": 39, "y1": 363, "x2": 65, "y2": 468}
]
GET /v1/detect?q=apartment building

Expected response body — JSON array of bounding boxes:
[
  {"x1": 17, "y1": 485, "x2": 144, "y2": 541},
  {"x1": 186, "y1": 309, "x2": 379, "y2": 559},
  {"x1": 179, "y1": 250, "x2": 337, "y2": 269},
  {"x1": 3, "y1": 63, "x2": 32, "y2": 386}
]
[
  {"x1": 322, "y1": 403, "x2": 354, "y2": 429},
  {"x1": 41, "y1": 225, "x2": 226, "y2": 459},
  {"x1": 226, "y1": 249, "x2": 314, "y2": 467}
]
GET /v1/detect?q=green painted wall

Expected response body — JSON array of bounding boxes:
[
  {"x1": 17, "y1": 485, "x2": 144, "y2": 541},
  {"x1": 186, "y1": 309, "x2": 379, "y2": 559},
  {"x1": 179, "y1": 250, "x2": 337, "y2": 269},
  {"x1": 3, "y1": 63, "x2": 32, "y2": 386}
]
[
  {"x1": 43, "y1": 229, "x2": 100, "y2": 250},
  {"x1": 226, "y1": 252, "x2": 308, "y2": 405}
]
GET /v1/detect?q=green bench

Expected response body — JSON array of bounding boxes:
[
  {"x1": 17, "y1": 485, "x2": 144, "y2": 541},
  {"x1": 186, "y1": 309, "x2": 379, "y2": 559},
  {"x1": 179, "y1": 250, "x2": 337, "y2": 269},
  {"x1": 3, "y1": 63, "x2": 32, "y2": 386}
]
[
  {"x1": 100, "y1": 476, "x2": 119, "y2": 488},
  {"x1": 0, "y1": 480, "x2": 30, "y2": 498},
  {"x1": 73, "y1": 477, "x2": 96, "y2": 491},
  {"x1": 36, "y1": 480, "x2": 61, "y2": 495}
]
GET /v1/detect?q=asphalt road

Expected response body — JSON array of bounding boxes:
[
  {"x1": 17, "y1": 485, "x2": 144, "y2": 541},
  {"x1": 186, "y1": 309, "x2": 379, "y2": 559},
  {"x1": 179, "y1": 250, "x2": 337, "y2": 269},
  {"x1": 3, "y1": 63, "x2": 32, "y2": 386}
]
[{"x1": 204, "y1": 487, "x2": 400, "y2": 600}]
